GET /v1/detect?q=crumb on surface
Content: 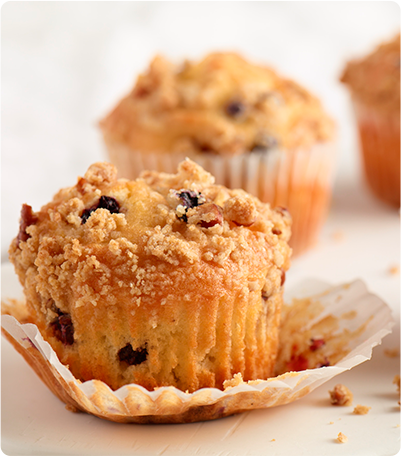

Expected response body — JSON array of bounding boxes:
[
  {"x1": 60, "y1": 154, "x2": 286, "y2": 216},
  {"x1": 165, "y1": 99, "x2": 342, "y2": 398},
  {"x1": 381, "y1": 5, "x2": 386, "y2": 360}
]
[
  {"x1": 384, "y1": 348, "x2": 400, "y2": 358},
  {"x1": 388, "y1": 265, "x2": 400, "y2": 275},
  {"x1": 393, "y1": 375, "x2": 400, "y2": 404},
  {"x1": 337, "y1": 432, "x2": 348, "y2": 443},
  {"x1": 329, "y1": 384, "x2": 353, "y2": 406},
  {"x1": 353, "y1": 404, "x2": 371, "y2": 415},
  {"x1": 270, "y1": 439, "x2": 276, "y2": 442},
  {"x1": 329, "y1": 421, "x2": 334, "y2": 424}
]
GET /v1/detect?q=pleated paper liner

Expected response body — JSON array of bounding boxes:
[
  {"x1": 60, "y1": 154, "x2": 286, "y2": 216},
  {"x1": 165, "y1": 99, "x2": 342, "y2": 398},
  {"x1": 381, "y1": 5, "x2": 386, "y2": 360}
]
[
  {"x1": 1, "y1": 279, "x2": 393, "y2": 424},
  {"x1": 352, "y1": 98, "x2": 400, "y2": 208},
  {"x1": 103, "y1": 137, "x2": 337, "y2": 255}
]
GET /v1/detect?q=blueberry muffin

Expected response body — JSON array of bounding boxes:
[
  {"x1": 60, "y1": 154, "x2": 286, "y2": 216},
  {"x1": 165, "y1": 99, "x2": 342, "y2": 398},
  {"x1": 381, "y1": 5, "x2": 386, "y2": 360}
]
[
  {"x1": 100, "y1": 52, "x2": 336, "y2": 255},
  {"x1": 341, "y1": 34, "x2": 400, "y2": 207},
  {"x1": 9, "y1": 159, "x2": 291, "y2": 393}
]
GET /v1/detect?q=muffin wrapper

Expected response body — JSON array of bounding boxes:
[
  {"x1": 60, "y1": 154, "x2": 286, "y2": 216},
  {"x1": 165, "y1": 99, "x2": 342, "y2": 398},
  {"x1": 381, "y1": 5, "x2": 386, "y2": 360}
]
[
  {"x1": 352, "y1": 98, "x2": 400, "y2": 207},
  {"x1": 104, "y1": 138, "x2": 337, "y2": 255},
  {"x1": 2, "y1": 279, "x2": 393, "y2": 424}
]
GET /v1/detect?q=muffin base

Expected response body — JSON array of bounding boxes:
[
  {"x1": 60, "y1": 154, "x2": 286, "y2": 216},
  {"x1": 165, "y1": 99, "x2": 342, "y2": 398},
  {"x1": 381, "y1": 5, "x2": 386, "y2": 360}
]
[
  {"x1": 353, "y1": 99, "x2": 400, "y2": 207},
  {"x1": 2, "y1": 277, "x2": 393, "y2": 424},
  {"x1": 104, "y1": 137, "x2": 336, "y2": 255}
]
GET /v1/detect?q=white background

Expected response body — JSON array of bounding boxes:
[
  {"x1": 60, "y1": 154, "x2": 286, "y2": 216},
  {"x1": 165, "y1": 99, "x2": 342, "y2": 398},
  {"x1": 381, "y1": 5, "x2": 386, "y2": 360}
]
[
  {"x1": 1, "y1": 2, "x2": 400, "y2": 456},
  {"x1": 1, "y1": 1, "x2": 399, "y2": 258}
]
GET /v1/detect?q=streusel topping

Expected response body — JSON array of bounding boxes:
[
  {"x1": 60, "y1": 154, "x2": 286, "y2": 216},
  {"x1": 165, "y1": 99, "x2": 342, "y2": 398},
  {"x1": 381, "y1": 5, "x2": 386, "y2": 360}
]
[
  {"x1": 101, "y1": 52, "x2": 334, "y2": 155},
  {"x1": 10, "y1": 159, "x2": 291, "y2": 315}
]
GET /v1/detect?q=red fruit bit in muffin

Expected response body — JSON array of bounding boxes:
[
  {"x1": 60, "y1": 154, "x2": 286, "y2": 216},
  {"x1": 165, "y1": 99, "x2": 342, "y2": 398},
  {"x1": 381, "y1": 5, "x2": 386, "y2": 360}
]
[
  {"x1": 287, "y1": 353, "x2": 309, "y2": 372},
  {"x1": 198, "y1": 203, "x2": 224, "y2": 228},
  {"x1": 17, "y1": 204, "x2": 38, "y2": 246},
  {"x1": 310, "y1": 338, "x2": 326, "y2": 352},
  {"x1": 281, "y1": 269, "x2": 286, "y2": 286}
]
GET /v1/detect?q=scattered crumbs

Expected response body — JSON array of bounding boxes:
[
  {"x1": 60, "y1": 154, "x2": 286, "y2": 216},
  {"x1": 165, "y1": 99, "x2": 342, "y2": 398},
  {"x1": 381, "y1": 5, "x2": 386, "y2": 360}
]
[
  {"x1": 270, "y1": 439, "x2": 276, "y2": 442},
  {"x1": 353, "y1": 404, "x2": 371, "y2": 415},
  {"x1": 384, "y1": 348, "x2": 400, "y2": 358},
  {"x1": 393, "y1": 375, "x2": 400, "y2": 404},
  {"x1": 329, "y1": 421, "x2": 334, "y2": 425},
  {"x1": 337, "y1": 432, "x2": 348, "y2": 443},
  {"x1": 331, "y1": 230, "x2": 345, "y2": 242},
  {"x1": 388, "y1": 265, "x2": 400, "y2": 275},
  {"x1": 329, "y1": 384, "x2": 353, "y2": 406}
]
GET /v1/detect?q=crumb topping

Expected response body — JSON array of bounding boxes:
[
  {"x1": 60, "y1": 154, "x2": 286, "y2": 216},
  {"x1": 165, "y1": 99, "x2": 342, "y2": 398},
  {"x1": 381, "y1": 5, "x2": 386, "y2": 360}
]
[{"x1": 101, "y1": 52, "x2": 335, "y2": 154}]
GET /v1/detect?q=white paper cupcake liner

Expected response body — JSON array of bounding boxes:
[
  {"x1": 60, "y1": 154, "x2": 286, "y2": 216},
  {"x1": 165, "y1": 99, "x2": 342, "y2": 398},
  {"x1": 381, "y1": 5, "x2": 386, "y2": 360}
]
[
  {"x1": 104, "y1": 137, "x2": 337, "y2": 255},
  {"x1": 2, "y1": 278, "x2": 393, "y2": 424}
]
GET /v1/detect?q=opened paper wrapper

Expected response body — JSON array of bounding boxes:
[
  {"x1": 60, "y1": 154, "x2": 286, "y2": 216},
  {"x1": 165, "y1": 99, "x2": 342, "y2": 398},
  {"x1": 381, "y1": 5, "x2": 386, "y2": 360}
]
[{"x1": 1, "y1": 279, "x2": 394, "y2": 424}]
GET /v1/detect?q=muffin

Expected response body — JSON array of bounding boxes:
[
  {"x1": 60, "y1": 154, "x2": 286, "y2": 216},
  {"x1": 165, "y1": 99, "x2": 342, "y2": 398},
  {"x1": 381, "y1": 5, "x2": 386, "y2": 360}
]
[
  {"x1": 8, "y1": 159, "x2": 291, "y2": 393},
  {"x1": 100, "y1": 52, "x2": 336, "y2": 255},
  {"x1": 341, "y1": 34, "x2": 400, "y2": 207}
]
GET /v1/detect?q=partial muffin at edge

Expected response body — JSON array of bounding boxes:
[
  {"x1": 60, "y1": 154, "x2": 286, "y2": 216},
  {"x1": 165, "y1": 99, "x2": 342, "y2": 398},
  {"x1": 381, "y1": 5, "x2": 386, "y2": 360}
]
[{"x1": 341, "y1": 34, "x2": 400, "y2": 207}]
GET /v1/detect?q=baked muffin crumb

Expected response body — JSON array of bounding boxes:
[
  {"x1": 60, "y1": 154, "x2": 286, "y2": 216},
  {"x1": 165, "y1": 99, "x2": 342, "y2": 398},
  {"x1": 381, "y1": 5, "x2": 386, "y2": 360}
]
[
  {"x1": 352, "y1": 404, "x2": 371, "y2": 415},
  {"x1": 337, "y1": 432, "x2": 348, "y2": 443},
  {"x1": 329, "y1": 384, "x2": 353, "y2": 406}
]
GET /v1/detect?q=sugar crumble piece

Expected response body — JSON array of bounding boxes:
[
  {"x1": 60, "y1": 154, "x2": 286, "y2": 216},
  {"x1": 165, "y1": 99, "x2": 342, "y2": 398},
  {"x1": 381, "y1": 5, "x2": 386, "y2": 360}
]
[
  {"x1": 270, "y1": 439, "x2": 276, "y2": 442},
  {"x1": 329, "y1": 421, "x2": 334, "y2": 425},
  {"x1": 393, "y1": 375, "x2": 400, "y2": 404},
  {"x1": 353, "y1": 404, "x2": 371, "y2": 415},
  {"x1": 329, "y1": 384, "x2": 353, "y2": 406},
  {"x1": 337, "y1": 432, "x2": 348, "y2": 443},
  {"x1": 388, "y1": 265, "x2": 400, "y2": 275}
]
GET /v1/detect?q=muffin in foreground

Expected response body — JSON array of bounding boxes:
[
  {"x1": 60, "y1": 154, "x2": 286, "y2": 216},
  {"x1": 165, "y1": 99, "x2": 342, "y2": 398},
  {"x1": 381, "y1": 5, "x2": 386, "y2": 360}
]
[
  {"x1": 100, "y1": 52, "x2": 336, "y2": 255},
  {"x1": 341, "y1": 34, "x2": 400, "y2": 207},
  {"x1": 9, "y1": 159, "x2": 291, "y2": 393}
]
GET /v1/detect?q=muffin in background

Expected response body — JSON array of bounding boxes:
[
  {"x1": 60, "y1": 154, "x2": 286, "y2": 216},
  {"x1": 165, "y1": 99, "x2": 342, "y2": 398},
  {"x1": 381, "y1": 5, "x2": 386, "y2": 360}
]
[
  {"x1": 9, "y1": 159, "x2": 291, "y2": 393},
  {"x1": 341, "y1": 34, "x2": 400, "y2": 207},
  {"x1": 100, "y1": 53, "x2": 336, "y2": 255}
]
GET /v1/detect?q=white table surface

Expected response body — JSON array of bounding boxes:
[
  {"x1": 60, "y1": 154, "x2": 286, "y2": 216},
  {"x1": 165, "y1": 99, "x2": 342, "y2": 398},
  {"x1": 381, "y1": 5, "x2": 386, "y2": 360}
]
[{"x1": 1, "y1": 2, "x2": 400, "y2": 455}]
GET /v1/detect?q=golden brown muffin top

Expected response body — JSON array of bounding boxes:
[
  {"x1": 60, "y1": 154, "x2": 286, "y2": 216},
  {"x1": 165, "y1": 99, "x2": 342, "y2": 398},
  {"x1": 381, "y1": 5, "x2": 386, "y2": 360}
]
[
  {"x1": 100, "y1": 53, "x2": 335, "y2": 156},
  {"x1": 341, "y1": 34, "x2": 400, "y2": 112},
  {"x1": 10, "y1": 160, "x2": 291, "y2": 314}
]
